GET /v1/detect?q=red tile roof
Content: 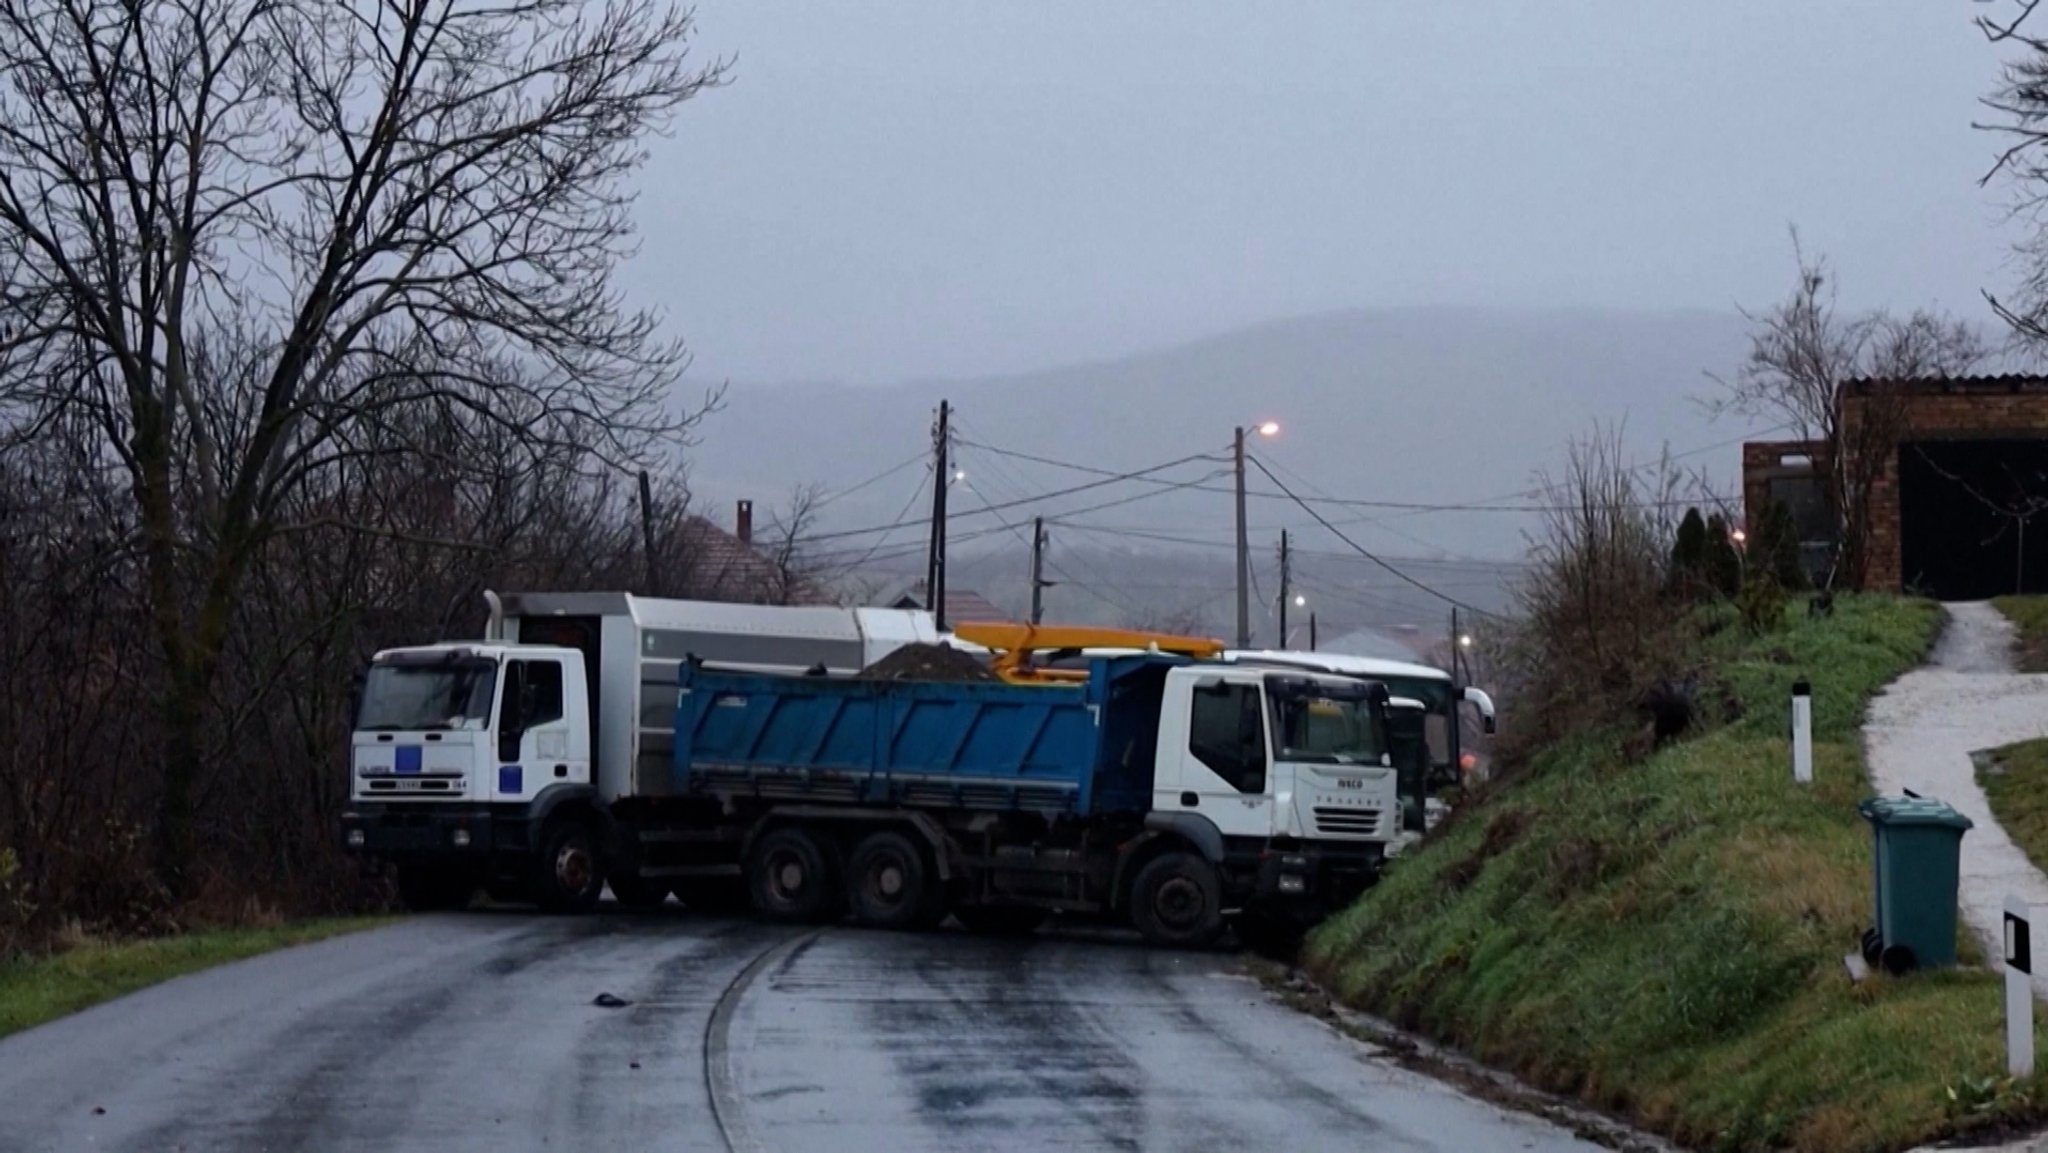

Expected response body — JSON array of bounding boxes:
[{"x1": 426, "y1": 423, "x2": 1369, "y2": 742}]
[{"x1": 680, "y1": 516, "x2": 838, "y2": 606}]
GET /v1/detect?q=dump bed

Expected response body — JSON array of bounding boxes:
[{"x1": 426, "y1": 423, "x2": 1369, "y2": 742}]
[{"x1": 673, "y1": 654, "x2": 1180, "y2": 818}]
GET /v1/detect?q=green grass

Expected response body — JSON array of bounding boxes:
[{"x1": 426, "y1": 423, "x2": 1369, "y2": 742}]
[
  {"x1": 1307, "y1": 595, "x2": 2048, "y2": 1153},
  {"x1": 1993, "y1": 597, "x2": 2048, "y2": 672},
  {"x1": 1980, "y1": 739, "x2": 2048, "y2": 880},
  {"x1": 0, "y1": 918, "x2": 387, "y2": 1040}
]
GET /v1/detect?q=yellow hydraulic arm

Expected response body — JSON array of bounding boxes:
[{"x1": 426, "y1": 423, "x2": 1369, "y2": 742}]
[{"x1": 949, "y1": 622, "x2": 1225, "y2": 684}]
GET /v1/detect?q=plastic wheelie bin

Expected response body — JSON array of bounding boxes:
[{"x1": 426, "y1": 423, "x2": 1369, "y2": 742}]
[{"x1": 1857, "y1": 794, "x2": 1972, "y2": 974}]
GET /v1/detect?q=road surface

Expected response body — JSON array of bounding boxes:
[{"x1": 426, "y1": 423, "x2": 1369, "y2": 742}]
[{"x1": 0, "y1": 909, "x2": 1603, "y2": 1153}]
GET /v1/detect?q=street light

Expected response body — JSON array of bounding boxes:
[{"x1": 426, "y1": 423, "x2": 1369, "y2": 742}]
[
  {"x1": 1293, "y1": 594, "x2": 1307, "y2": 607},
  {"x1": 1459, "y1": 634, "x2": 1474, "y2": 649},
  {"x1": 1235, "y1": 420, "x2": 1281, "y2": 648}
]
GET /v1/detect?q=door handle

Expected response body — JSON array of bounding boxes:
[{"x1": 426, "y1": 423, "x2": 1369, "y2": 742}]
[{"x1": 1180, "y1": 791, "x2": 1199, "y2": 807}]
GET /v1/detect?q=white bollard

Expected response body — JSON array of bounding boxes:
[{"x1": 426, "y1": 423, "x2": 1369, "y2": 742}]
[
  {"x1": 1791, "y1": 679, "x2": 1813, "y2": 785},
  {"x1": 2007, "y1": 895, "x2": 2034, "y2": 1078}
]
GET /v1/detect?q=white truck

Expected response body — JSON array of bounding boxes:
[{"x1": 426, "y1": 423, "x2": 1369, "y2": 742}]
[{"x1": 341, "y1": 591, "x2": 1405, "y2": 945}]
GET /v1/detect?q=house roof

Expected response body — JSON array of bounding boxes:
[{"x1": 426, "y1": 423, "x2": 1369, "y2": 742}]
[
  {"x1": 1840, "y1": 374, "x2": 2048, "y2": 397},
  {"x1": 680, "y1": 516, "x2": 838, "y2": 606},
  {"x1": 887, "y1": 584, "x2": 1014, "y2": 624}
]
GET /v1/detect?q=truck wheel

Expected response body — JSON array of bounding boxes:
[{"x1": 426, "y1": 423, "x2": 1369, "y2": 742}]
[
  {"x1": 1130, "y1": 852, "x2": 1224, "y2": 949},
  {"x1": 846, "y1": 831, "x2": 944, "y2": 930},
  {"x1": 673, "y1": 877, "x2": 752, "y2": 915},
  {"x1": 953, "y1": 904, "x2": 1048, "y2": 937},
  {"x1": 606, "y1": 871, "x2": 671, "y2": 910},
  {"x1": 533, "y1": 819, "x2": 606, "y2": 914},
  {"x1": 396, "y1": 867, "x2": 474, "y2": 912},
  {"x1": 748, "y1": 826, "x2": 843, "y2": 923}
]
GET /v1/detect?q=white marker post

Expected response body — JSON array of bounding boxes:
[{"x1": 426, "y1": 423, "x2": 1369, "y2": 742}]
[
  {"x1": 1791, "y1": 678, "x2": 1813, "y2": 785},
  {"x1": 2007, "y1": 895, "x2": 2034, "y2": 1078}
]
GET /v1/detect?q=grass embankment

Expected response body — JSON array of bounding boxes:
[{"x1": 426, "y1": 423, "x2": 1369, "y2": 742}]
[
  {"x1": 1993, "y1": 596, "x2": 2048, "y2": 672},
  {"x1": 1979, "y1": 739, "x2": 2048, "y2": 880},
  {"x1": 1306, "y1": 596, "x2": 2048, "y2": 1153},
  {"x1": 0, "y1": 918, "x2": 386, "y2": 1040}
]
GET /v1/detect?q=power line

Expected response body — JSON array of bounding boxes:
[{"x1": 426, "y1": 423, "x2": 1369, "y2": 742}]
[
  {"x1": 811, "y1": 451, "x2": 928, "y2": 511},
  {"x1": 961, "y1": 431, "x2": 1776, "y2": 514},
  {"x1": 790, "y1": 448, "x2": 1225, "y2": 545},
  {"x1": 1248, "y1": 453, "x2": 1499, "y2": 619}
]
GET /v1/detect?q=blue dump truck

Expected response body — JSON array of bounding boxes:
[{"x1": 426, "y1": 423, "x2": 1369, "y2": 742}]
[{"x1": 343, "y1": 592, "x2": 1401, "y2": 947}]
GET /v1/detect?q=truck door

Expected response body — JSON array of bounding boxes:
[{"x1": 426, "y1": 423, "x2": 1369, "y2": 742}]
[
  {"x1": 1176, "y1": 678, "x2": 1276, "y2": 838},
  {"x1": 492, "y1": 656, "x2": 586, "y2": 802}
]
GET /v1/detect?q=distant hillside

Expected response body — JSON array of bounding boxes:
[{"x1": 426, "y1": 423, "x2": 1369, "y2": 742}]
[{"x1": 683, "y1": 306, "x2": 1766, "y2": 629}]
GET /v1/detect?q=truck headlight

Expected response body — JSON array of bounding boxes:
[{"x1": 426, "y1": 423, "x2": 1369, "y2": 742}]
[
  {"x1": 451, "y1": 829, "x2": 471, "y2": 848},
  {"x1": 346, "y1": 829, "x2": 366, "y2": 848},
  {"x1": 1278, "y1": 874, "x2": 1307, "y2": 895}
]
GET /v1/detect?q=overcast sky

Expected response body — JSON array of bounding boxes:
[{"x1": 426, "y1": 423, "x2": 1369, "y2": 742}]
[{"x1": 615, "y1": 2, "x2": 2025, "y2": 386}]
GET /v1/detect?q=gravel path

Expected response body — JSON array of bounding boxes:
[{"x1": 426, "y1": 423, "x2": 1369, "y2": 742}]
[{"x1": 1863, "y1": 602, "x2": 2048, "y2": 988}]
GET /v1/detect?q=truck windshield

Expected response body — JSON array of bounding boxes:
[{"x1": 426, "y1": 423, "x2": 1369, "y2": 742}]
[
  {"x1": 356, "y1": 660, "x2": 498, "y2": 732},
  {"x1": 1275, "y1": 695, "x2": 1385, "y2": 764}
]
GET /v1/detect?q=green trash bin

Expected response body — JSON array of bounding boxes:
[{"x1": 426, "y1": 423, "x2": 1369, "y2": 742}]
[{"x1": 1857, "y1": 795, "x2": 1973, "y2": 974}]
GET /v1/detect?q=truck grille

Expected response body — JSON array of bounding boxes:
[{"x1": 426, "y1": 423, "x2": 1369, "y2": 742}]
[{"x1": 1313, "y1": 807, "x2": 1384, "y2": 838}]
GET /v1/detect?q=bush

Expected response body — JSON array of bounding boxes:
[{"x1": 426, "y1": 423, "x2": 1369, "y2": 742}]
[
  {"x1": 1500, "y1": 427, "x2": 1696, "y2": 756},
  {"x1": 1750, "y1": 498, "x2": 1807, "y2": 592},
  {"x1": 1671, "y1": 507, "x2": 1709, "y2": 597},
  {"x1": 1704, "y1": 514, "x2": 1744, "y2": 598}
]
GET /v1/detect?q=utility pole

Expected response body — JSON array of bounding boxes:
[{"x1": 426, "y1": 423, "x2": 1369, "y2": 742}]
[
  {"x1": 1277, "y1": 530, "x2": 1291, "y2": 650},
  {"x1": 926, "y1": 400, "x2": 951, "y2": 630},
  {"x1": 1234, "y1": 425, "x2": 1250, "y2": 648},
  {"x1": 637, "y1": 470, "x2": 658, "y2": 596},
  {"x1": 1029, "y1": 516, "x2": 1053, "y2": 625},
  {"x1": 1309, "y1": 612, "x2": 1318, "y2": 652}
]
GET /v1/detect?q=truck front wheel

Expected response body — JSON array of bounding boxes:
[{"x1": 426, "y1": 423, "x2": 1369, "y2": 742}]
[
  {"x1": 533, "y1": 819, "x2": 606, "y2": 914},
  {"x1": 1130, "y1": 852, "x2": 1224, "y2": 949},
  {"x1": 747, "y1": 826, "x2": 844, "y2": 924},
  {"x1": 846, "y1": 831, "x2": 945, "y2": 930}
]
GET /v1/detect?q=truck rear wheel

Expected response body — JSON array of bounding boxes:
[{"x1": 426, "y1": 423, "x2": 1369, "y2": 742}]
[
  {"x1": 396, "y1": 867, "x2": 474, "y2": 912},
  {"x1": 747, "y1": 826, "x2": 844, "y2": 923},
  {"x1": 846, "y1": 831, "x2": 944, "y2": 931},
  {"x1": 1130, "y1": 852, "x2": 1224, "y2": 949},
  {"x1": 533, "y1": 819, "x2": 606, "y2": 914}
]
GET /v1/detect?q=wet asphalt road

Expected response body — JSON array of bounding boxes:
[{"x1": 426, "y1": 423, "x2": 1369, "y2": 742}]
[{"x1": 0, "y1": 908, "x2": 1602, "y2": 1153}]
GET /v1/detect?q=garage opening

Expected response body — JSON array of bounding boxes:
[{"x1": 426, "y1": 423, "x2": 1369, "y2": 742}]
[{"x1": 1899, "y1": 438, "x2": 2048, "y2": 600}]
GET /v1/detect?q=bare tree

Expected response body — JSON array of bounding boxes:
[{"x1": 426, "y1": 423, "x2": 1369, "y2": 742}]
[
  {"x1": 762, "y1": 483, "x2": 828, "y2": 605},
  {"x1": 1979, "y1": 3, "x2": 2048, "y2": 357},
  {"x1": 0, "y1": 0, "x2": 725, "y2": 891},
  {"x1": 1710, "y1": 236, "x2": 1986, "y2": 589}
]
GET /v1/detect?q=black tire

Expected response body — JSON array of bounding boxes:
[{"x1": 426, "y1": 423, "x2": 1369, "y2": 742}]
[
  {"x1": 845, "y1": 831, "x2": 945, "y2": 931},
  {"x1": 533, "y1": 819, "x2": 606, "y2": 914},
  {"x1": 1129, "y1": 851, "x2": 1224, "y2": 949},
  {"x1": 747, "y1": 826, "x2": 844, "y2": 924},
  {"x1": 953, "y1": 904, "x2": 1049, "y2": 937},
  {"x1": 607, "y1": 871, "x2": 671, "y2": 910},
  {"x1": 673, "y1": 877, "x2": 752, "y2": 915},
  {"x1": 396, "y1": 867, "x2": 473, "y2": 912}
]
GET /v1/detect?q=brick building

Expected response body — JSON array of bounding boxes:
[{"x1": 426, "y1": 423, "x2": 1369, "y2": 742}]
[{"x1": 1742, "y1": 375, "x2": 2048, "y2": 598}]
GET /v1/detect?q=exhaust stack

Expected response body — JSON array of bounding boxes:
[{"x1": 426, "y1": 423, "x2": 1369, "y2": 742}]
[{"x1": 483, "y1": 590, "x2": 505, "y2": 642}]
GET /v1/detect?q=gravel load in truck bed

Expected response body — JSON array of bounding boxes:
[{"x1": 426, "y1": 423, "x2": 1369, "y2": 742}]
[{"x1": 859, "y1": 642, "x2": 1000, "y2": 683}]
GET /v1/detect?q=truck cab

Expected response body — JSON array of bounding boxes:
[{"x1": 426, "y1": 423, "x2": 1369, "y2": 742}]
[{"x1": 344, "y1": 642, "x2": 601, "y2": 909}]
